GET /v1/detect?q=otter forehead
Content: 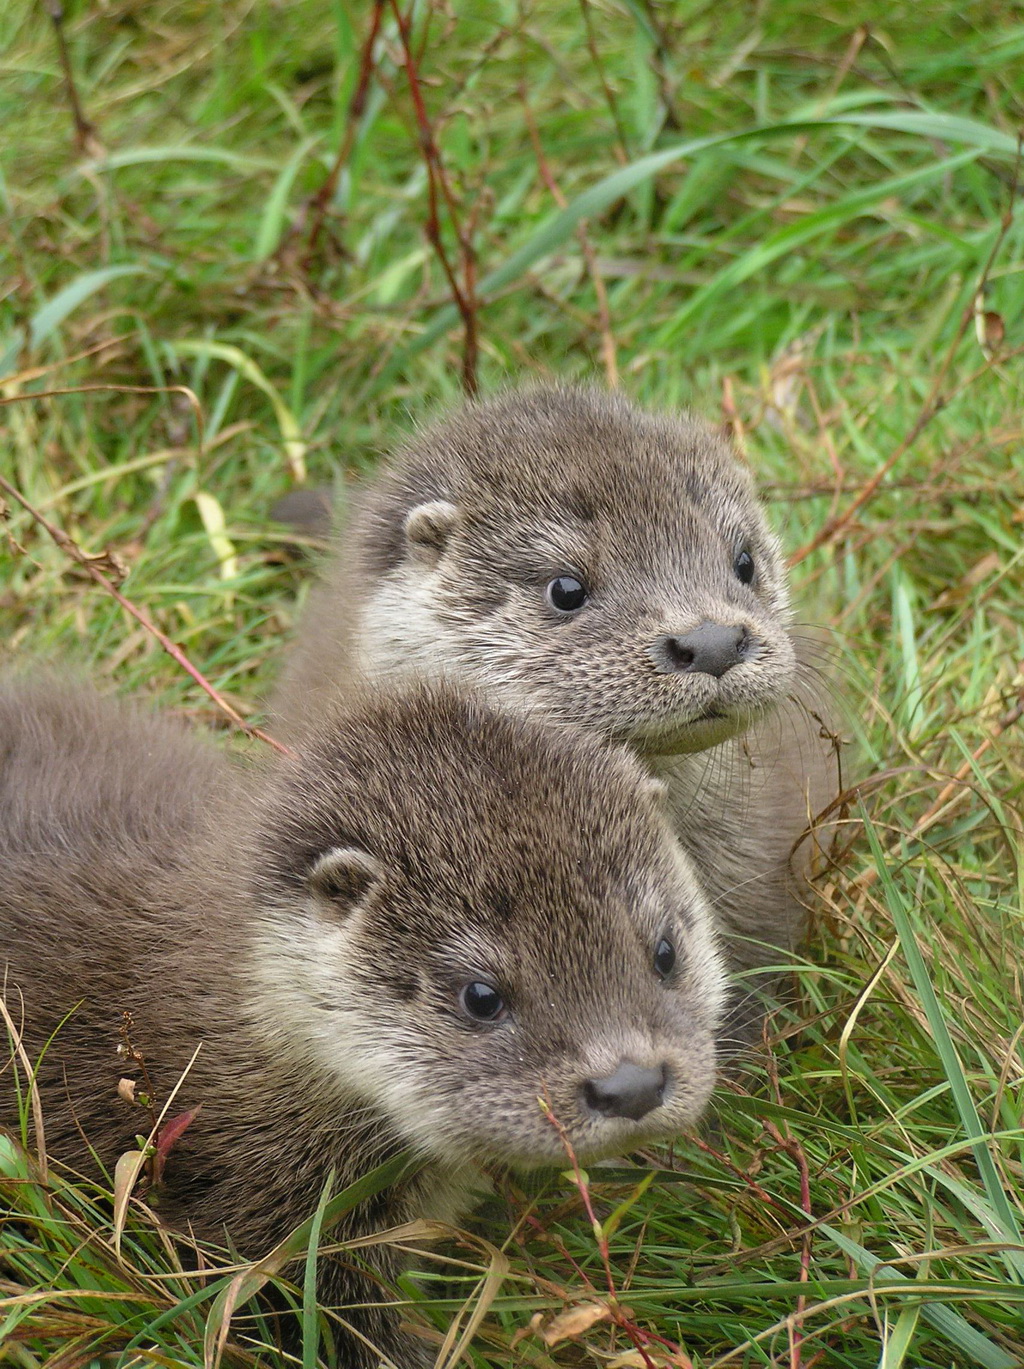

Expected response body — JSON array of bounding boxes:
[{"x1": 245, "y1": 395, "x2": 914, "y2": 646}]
[
  {"x1": 365, "y1": 387, "x2": 762, "y2": 578},
  {"x1": 420, "y1": 391, "x2": 752, "y2": 525},
  {"x1": 256, "y1": 683, "x2": 673, "y2": 908}
]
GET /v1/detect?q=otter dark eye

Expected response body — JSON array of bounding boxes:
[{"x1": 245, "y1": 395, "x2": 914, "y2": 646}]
[
  {"x1": 653, "y1": 937, "x2": 676, "y2": 980},
  {"x1": 546, "y1": 576, "x2": 588, "y2": 613},
  {"x1": 734, "y1": 549, "x2": 755, "y2": 586},
  {"x1": 460, "y1": 981, "x2": 505, "y2": 1022}
]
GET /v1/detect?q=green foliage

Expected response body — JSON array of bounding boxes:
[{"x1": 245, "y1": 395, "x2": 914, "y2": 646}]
[{"x1": 2, "y1": 1, "x2": 1023, "y2": 1365}]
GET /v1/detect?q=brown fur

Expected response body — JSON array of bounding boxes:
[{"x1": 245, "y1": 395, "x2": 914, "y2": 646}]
[
  {"x1": 0, "y1": 676, "x2": 725, "y2": 1368},
  {"x1": 271, "y1": 386, "x2": 839, "y2": 1033}
]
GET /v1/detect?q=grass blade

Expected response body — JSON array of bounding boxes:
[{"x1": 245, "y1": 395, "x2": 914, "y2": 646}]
[
  {"x1": 384, "y1": 108, "x2": 1019, "y2": 377},
  {"x1": 822, "y1": 1223, "x2": 1017, "y2": 1369},
  {"x1": 302, "y1": 1170, "x2": 334, "y2": 1369},
  {"x1": 254, "y1": 136, "x2": 320, "y2": 261},
  {"x1": 862, "y1": 808, "x2": 1024, "y2": 1275},
  {"x1": 202, "y1": 1150, "x2": 419, "y2": 1369},
  {"x1": 169, "y1": 340, "x2": 307, "y2": 481},
  {"x1": 0, "y1": 265, "x2": 147, "y2": 376},
  {"x1": 78, "y1": 145, "x2": 276, "y2": 174}
]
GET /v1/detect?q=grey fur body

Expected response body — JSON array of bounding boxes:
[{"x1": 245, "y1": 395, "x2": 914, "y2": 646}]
[
  {"x1": 0, "y1": 677, "x2": 724, "y2": 1368},
  {"x1": 273, "y1": 387, "x2": 837, "y2": 1027}
]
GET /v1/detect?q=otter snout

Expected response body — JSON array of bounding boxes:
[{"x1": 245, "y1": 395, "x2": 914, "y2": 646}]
[
  {"x1": 582, "y1": 1060, "x2": 668, "y2": 1122},
  {"x1": 650, "y1": 622, "x2": 756, "y2": 678}
]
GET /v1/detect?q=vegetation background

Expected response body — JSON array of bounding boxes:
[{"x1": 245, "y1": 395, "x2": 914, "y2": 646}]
[{"x1": 2, "y1": 1, "x2": 1023, "y2": 1365}]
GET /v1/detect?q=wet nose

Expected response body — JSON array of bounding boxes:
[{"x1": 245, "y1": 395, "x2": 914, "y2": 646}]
[
  {"x1": 582, "y1": 1062, "x2": 668, "y2": 1122},
  {"x1": 651, "y1": 622, "x2": 751, "y2": 678}
]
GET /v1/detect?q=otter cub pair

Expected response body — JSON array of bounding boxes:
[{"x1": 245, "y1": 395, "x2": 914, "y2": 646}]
[
  {"x1": 274, "y1": 386, "x2": 836, "y2": 1026},
  {"x1": 1, "y1": 386, "x2": 830, "y2": 1366},
  {"x1": 0, "y1": 677, "x2": 724, "y2": 1368}
]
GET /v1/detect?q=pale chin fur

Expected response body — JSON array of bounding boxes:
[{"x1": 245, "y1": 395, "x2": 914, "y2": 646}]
[
  {"x1": 626, "y1": 709, "x2": 755, "y2": 757},
  {"x1": 247, "y1": 909, "x2": 488, "y2": 1164},
  {"x1": 248, "y1": 911, "x2": 401, "y2": 1113},
  {"x1": 248, "y1": 911, "x2": 489, "y2": 1206}
]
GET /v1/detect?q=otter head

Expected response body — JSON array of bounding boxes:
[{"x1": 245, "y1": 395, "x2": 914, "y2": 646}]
[
  {"x1": 250, "y1": 684, "x2": 726, "y2": 1172},
  {"x1": 352, "y1": 387, "x2": 796, "y2": 757}
]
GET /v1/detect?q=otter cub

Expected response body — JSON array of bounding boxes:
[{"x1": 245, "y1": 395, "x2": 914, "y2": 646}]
[
  {"x1": 272, "y1": 387, "x2": 836, "y2": 1024},
  {"x1": 0, "y1": 677, "x2": 724, "y2": 1369}
]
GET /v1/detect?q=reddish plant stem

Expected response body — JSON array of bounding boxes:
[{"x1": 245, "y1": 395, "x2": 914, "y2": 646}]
[
  {"x1": 689, "y1": 1130, "x2": 790, "y2": 1216},
  {"x1": 765, "y1": 1120, "x2": 813, "y2": 1369},
  {"x1": 43, "y1": 0, "x2": 102, "y2": 157},
  {"x1": 304, "y1": 0, "x2": 387, "y2": 261},
  {"x1": 0, "y1": 472, "x2": 293, "y2": 758},
  {"x1": 540, "y1": 1095, "x2": 688, "y2": 1369},
  {"x1": 521, "y1": 1209, "x2": 599, "y2": 1293},
  {"x1": 577, "y1": 0, "x2": 629, "y2": 163},
  {"x1": 390, "y1": 0, "x2": 479, "y2": 396},
  {"x1": 541, "y1": 1100, "x2": 618, "y2": 1304}
]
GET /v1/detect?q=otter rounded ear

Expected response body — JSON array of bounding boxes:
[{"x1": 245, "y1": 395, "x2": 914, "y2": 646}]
[
  {"x1": 403, "y1": 500, "x2": 459, "y2": 566},
  {"x1": 309, "y1": 847, "x2": 382, "y2": 914}
]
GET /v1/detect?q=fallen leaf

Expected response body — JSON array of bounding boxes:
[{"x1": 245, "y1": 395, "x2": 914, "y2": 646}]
[
  {"x1": 511, "y1": 1312, "x2": 546, "y2": 1348},
  {"x1": 78, "y1": 546, "x2": 129, "y2": 585},
  {"x1": 535, "y1": 1301, "x2": 613, "y2": 1345},
  {"x1": 963, "y1": 551, "x2": 1001, "y2": 587},
  {"x1": 113, "y1": 1145, "x2": 150, "y2": 1254}
]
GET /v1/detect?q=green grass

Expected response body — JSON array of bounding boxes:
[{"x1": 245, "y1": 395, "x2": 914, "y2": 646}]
[{"x1": 2, "y1": 0, "x2": 1024, "y2": 1364}]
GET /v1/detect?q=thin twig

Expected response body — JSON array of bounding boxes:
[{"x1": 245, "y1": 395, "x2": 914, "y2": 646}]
[
  {"x1": 577, "y1": 0, "x2": 629, "y2": 163},
  {"x1": 391, "y1": 0, "x2": 479, "y2": 396},
  {"x1": 1, "y1": 332, "x2": 132, "y2": 388},
  {"x1": 0, "y1": 472, "x2": 293, "y2": 757},
  {"x1": 42, "y1": 0, "x2": 103, "y2": 157},
  {"x1": 636, "y1": 0, "x2": 685, "y2": 134},
  {"x1": 304, "y1": 0, "x2": 387, "y2": 262},
  {"x1": 0, "y1": 382, "x2": 205, "y2": 426}
]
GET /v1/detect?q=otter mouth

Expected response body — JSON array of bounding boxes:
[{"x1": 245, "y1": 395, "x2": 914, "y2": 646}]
[{"x1": 626, "y1": 703, "x2": 762, "y2": 758}]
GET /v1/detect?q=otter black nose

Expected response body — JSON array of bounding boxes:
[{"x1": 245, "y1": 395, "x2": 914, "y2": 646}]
[
  {"x1": 583, "y1": 1062, "x2": 667, "y2": 1122},
  {"x1": 652, "y1": 622, "x2": 751, "y2": 678}
]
